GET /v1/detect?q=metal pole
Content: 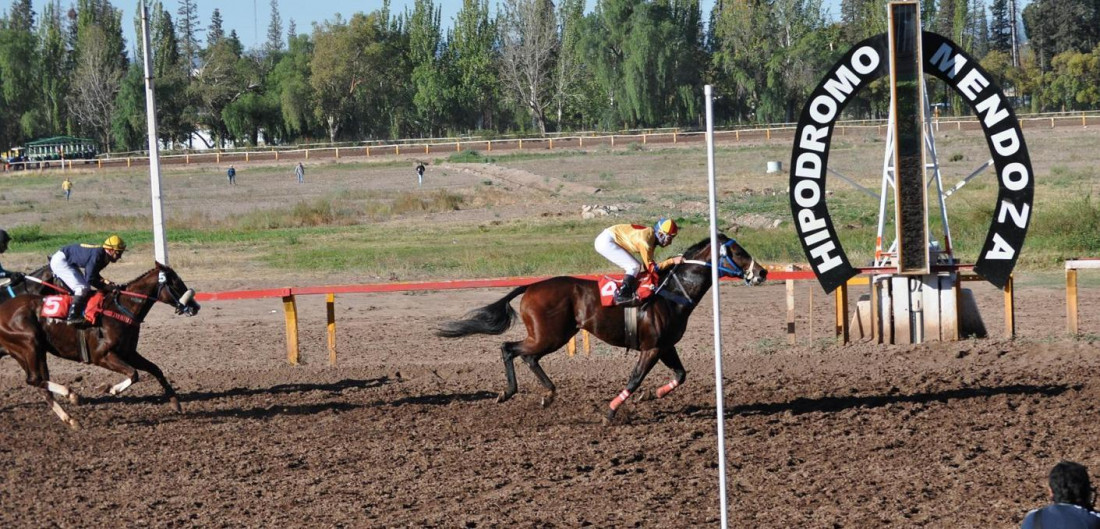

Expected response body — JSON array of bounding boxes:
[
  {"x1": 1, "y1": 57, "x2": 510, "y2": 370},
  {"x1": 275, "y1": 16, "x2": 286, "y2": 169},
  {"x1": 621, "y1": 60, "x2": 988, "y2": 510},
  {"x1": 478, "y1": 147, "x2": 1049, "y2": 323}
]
[
  {"x1": 141, "y1": 1, "x2": 168, "y2": 265},
  {"x1": 704, "y1": 84, "x2": 729, "y2": 529}
]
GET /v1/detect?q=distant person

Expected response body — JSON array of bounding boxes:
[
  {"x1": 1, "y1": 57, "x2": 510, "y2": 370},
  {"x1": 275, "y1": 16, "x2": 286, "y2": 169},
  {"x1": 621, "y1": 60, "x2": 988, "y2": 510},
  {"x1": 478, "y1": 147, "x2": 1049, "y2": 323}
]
[
  {"x1": 415, "y1": 162, "x2": 425, "y2": 187},
  {"x1": 62, "y1": 177, "x2": 73, "y2": 200},
  {"x1": 295, "y1": 162, "x2": 305, "y2": 184},
  {"x1": 1022, "y1": 461, "x2": 1100, "y2": 529},
  {"x1": 227, "y1": 165, "x2": 236, "y2": 185},
  {"x1": 49, "y1": 235, "x2": 126, "y2": 324}
]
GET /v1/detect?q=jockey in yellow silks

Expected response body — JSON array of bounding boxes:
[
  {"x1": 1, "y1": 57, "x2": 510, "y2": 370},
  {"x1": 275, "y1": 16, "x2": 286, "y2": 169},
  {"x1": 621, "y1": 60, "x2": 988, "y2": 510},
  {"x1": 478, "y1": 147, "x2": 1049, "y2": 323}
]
[{"x1": 594, "y1": 218, "x2": 682, "y2": 304}]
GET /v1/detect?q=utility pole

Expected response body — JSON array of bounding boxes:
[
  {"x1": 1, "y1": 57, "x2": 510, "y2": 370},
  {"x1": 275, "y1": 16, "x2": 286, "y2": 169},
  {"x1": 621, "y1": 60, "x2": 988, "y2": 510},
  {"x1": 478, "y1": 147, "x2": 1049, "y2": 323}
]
[{"x1": 1008, "y1": 0, "x2": 1019, "y2": 67}]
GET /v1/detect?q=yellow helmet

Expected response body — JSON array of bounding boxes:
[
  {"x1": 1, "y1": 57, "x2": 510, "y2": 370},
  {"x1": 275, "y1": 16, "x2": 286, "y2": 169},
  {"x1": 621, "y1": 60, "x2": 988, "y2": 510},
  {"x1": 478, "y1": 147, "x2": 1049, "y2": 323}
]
[{"x1": 103, "y1": 235, "x2": 127, "y2": 251}]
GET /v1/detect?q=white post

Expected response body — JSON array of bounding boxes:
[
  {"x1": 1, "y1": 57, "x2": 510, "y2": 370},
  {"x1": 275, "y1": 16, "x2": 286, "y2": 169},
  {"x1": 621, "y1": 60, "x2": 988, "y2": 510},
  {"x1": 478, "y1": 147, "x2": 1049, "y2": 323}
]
[
  {"x1": 141, "y1": 1, "x2": 168, "y2": 265},
  {"x1": 704, "y1": 84, "x2": 730, "y2": 529}
]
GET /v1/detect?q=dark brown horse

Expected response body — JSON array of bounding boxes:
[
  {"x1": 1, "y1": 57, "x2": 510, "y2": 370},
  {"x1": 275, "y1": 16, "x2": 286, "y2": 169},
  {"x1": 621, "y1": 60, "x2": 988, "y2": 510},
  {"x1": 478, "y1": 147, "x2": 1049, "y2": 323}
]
[
  {"x1": 436, "y1": 233, "x2": 766, "y2": 420},
  {"x1": 0, "y1": 265, "x2": 66, "y2": 302},
  {"x1": 0, "y1": 262, "x2": 200, "y2": 428}
]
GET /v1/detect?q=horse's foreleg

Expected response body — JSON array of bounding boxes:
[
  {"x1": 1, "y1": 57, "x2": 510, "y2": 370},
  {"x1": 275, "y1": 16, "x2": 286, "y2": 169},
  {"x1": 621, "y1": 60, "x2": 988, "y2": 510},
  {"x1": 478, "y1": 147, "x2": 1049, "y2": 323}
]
[
  {"x1": 125, "y1": 351, "x2": 181, "y2": 413},
  {"x1": 521, "y1": 355, "x2": 557, "y2": 407},
  {"x1": 498, "y1": 342, "x2": 520, "y2": 403},
  {"x1": 607, "y1": 347, "x2": 662, "y2": 421},
  {"x1": 93, "y1": 352, "x2": 138, "y2": 396},
  {"x1": 25, "y1": 354, "x2": 79, "y2": 429},
  {"x1": 654, "y1": 347, "x2": 687, "y2": 399},
  {"x1": 46, "y1": 381, "x2": 81, "y2": 405}
]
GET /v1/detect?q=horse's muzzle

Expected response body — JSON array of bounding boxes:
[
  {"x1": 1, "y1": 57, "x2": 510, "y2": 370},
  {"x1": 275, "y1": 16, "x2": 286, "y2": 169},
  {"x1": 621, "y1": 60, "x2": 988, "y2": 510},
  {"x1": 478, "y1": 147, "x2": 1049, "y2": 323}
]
[{"x1": 177, "y1": 289, "x2": 200, "y2": 316}]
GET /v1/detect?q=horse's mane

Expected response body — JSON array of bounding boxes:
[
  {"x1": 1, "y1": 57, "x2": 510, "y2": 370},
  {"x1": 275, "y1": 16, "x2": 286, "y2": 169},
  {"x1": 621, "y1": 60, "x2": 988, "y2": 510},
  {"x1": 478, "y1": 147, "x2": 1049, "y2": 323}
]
[
  {"x1": 123, "y1": 264, "x2": 173, "y2": 288},
  {"x1": 656, "y1": 235, "x2": 725, "y2": 281}
]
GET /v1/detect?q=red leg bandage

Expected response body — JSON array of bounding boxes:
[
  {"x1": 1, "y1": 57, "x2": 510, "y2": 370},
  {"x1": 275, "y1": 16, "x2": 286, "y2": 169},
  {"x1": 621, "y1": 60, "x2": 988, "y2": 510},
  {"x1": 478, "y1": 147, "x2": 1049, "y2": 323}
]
[
  {"x1": 609, "y1": 389, "x2": 631, "y2": 411},
  {"x1": 656, "y1": 380, "x2": 680, "y2": 398}
]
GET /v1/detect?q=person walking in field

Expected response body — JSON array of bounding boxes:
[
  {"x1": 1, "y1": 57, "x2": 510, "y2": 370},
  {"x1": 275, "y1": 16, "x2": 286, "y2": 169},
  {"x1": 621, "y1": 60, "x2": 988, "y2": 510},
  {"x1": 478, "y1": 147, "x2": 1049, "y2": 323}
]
[
  {"x1": 62, "y1": 177, "x2": 73, "y2": 200},
  {"x1": 415, "y1": 162, "x2": 425, "y2": 187},
  {"x1": 295, "y1": 162, "x2": 305, "y2": 184},
  {"x1": 227, "y1": 165, "x2": 236, "y2": 185}
]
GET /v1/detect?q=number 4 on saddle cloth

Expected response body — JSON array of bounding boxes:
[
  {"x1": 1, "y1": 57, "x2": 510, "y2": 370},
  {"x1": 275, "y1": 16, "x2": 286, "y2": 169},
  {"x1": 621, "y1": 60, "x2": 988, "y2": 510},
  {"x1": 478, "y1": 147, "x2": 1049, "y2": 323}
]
[
  {"x1": 598, "y1": 273, "x2": 658, "y2": 307},
  {"x1": 40, "y1": 292, "x2": 110, "y2": 325}
]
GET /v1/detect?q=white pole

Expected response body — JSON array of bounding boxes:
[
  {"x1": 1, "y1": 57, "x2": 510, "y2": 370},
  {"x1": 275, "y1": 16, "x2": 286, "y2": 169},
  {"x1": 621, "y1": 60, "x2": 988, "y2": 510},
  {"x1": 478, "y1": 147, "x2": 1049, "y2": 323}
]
[
  {"x1": 704, "y1": 84, "x2": 730, "y2": 529},
  {"x1": 141, "y1": 1, "x2": 168, "y2": 265}
]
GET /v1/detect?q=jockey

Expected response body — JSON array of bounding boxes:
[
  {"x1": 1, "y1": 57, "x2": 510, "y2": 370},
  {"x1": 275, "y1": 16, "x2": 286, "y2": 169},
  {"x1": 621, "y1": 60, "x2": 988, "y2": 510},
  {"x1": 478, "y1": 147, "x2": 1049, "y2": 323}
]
[
  {"x1": 594, "y1": 218, "x2": 683, "y2": 304},
  {"x1": 0, "y1": 229, "x2": 23, "y2": 283},
  {"x1": 49, "y1": 234, "x2": 127, "y2": 324}
]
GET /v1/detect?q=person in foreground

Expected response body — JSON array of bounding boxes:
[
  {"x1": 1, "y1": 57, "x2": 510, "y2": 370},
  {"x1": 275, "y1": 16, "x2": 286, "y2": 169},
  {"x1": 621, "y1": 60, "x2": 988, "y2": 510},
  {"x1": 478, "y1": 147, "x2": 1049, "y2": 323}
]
[
  {"x1": 49, "y1": 234, "x2": 126, "y2": 324},
  {"x1": 594, "y1": 218, "x2": 683, "y2": 305},
  {"x1": 1022, "y1": 460, "x2": 1100, "y2": 529}
]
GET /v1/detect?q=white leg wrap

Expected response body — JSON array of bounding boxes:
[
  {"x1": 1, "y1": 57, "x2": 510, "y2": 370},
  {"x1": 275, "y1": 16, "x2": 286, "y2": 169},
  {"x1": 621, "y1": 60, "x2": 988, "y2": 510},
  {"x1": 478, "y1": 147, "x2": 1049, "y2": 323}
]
[
  {"x1": 51, "y1": 401, "x2": 72, "y2": 423},
  {"x1": 46, "y1": 381, "x2": 71, "y2": 397},
  {"x1": 110, "y1": 378, "x2": 134, "y2": 395}
]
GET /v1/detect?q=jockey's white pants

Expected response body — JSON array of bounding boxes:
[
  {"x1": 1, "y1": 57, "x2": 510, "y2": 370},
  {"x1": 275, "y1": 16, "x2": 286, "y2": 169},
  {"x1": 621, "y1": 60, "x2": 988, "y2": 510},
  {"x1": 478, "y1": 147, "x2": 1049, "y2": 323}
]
[
  {"x1": 50, "y1": 251, "x2": 89, "y2": 296},
  {"x1": 595, "y1": 229, "x2": 641, "y2": 276}
]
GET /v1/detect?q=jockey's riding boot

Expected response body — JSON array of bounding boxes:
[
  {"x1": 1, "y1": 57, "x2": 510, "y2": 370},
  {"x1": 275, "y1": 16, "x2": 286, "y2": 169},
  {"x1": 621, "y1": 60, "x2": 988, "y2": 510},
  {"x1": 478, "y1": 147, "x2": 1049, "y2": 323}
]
[
  {"x1": 65, "y1": 293, "x2": 89, "y2": 324},
  {"x1": 614, "y1": 274, "x2": 638, "y2": 305}
]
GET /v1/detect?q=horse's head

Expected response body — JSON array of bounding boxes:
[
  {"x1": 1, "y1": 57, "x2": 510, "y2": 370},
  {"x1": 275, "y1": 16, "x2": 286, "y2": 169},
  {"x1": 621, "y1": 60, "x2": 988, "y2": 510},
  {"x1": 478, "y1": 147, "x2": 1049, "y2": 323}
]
[
  {"x1": 126, "y1": 263, "x2": 201, "y2": 316},
  {"x1": 154, "y1": 262, "x2": 201, "y2": 316},
  {"x1": 682, "y1": 233, "x2": 767, "y2": 286}
]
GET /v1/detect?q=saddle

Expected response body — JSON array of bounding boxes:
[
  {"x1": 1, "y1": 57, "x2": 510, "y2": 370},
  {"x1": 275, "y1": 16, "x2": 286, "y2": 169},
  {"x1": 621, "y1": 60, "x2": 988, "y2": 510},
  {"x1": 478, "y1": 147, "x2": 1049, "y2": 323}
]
[{"x1": 598, "y1": 274, "x2": 657, "y2": 307}]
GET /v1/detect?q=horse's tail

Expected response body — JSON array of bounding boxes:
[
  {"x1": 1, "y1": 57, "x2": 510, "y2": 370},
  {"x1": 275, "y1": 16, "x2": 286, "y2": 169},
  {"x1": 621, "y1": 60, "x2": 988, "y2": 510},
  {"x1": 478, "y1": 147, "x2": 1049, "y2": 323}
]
[{"x1": 435, "y1": 286, "x2": 527, "y2": 338}]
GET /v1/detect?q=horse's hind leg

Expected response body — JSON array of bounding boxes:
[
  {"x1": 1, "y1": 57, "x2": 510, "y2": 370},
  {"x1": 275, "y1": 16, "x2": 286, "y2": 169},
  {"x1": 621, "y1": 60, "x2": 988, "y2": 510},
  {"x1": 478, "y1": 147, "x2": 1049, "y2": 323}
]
[
  {"x1": 498, "y1": 341, "x2": 521, "y2": 403},
  {"x1": 125, "y1": 351, "x2": 181, "y2": 412},
  {"x1": 18, "y1": 351, "x2": 79, "y2": 429},
  {"x1": 521, "y1": 354, "x2": 557, "y2": 407}
]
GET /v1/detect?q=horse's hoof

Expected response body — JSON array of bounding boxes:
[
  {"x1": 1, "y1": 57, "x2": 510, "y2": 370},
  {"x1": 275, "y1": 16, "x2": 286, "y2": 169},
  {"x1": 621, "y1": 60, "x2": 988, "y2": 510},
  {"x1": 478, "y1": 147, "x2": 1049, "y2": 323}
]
[
  {"x1": 169, "y1": 396, "x2": 182, "y2": 413},
  {"x1": 633, "y1": 388, "x2": 653, "y2": 402},
  {"x1": 496, "y1": 392, "x2": 513, "y2": 403},
  {"x1": 67, "y1": 418, "x2": 81, "y2": 430},
  {"x1": 97, "y1": 383, "x2": 111, "y2": 394},
  {"x1": 68, "y1": 392, "x2": 81, "y2": 405},
  {"x1": 540, "y1": 393, "x2": 556, "y2": 408}
]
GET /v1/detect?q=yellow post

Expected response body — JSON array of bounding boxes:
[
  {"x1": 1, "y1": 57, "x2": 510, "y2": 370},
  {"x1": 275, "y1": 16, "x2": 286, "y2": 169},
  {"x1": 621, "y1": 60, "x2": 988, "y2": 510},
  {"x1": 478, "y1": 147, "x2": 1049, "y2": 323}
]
[
  {"x1": 425, "y1": 144, "x2": 429, "y2": 154},
  {"x1": 549, "y1": 138, "x2": 553, "y2": 150},
  {"x1": 611, "y1": 136, "x2": 615, "y2": 147},
  {"x1": 567, "y1": 336, "x2": 576, "y2": 356},
  {"x1": 1067, "y1": 268, "x2": 1079, "y2": 334},
  {"x1": 835, "y1": 282, "x2": 849, "y2": 344},
  {"x1": 582, "y1": 329, "x2": 591, "y2": 355},
  {"x1": 642, "y1": 134, "x2": 647, "y2": 144},
  {"x1": 736, "y1": 130, "x2": 740, "y2": 141},
  {"x1": 216, "y1": 152, "x2": 221, "y2": 163},
  {"x1": 327, "y1": 293, "x2": 337, "y2": 365},
  {"x1": 127, "y1": 158, "x2": 132, "y2": 167},
  {"x1": 456, "y1": 142, "x2": 460, "y2": 152},
  {"x1": 519, "y1": 139, "x2": 523, "y2": 150},
  {"x1": 275, "y1": 150, "x2": 279, "y2": 161},
  {"x1": 245, "y1": 152, "x2": 250, "y2": 162},
  {"x1": 766, "y1": 128, "x2": 771, "y2": 140},
  {"x1": 579, "y1": 137, "x2": 583, "y2": 148},
  {"x1": 186, "y1": 154, "x2": 190, "y2": 164},
  {"x1": 306, "y1": 149, "x2": 310, "y2": 159},
  {"x1": 1004, "y1": 275, "x2": 1015, "y2": 338},
  {"x1": 283, "y1": 295, "x2": 300, "y2": 365},
  {"x1": 366, "y1": 146, "x2": 371, "y2": 157},
  {"x1": 487, "y1": 141, "x2": 492, "y2": 152},
  {"x1": 335, "y1": 147, "x2": 340, "y2": 159}
]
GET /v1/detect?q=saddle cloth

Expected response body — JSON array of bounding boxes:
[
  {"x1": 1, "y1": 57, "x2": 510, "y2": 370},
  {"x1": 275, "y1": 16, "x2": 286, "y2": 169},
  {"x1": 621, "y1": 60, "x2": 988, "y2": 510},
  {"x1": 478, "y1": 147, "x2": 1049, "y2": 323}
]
[
  {"x1": 597, "y1": 273, "x2": 657, "y2": 307},
  {"x1": 40, "y1": 292, "x2": 107, "y2": 324}
]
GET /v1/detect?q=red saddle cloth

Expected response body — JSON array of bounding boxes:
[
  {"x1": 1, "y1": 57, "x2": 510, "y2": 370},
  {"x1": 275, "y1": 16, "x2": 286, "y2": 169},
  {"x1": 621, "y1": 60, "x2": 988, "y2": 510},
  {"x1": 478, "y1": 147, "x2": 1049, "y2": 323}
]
[
  {"x1": 598, "y1": 273, "x2": 657, "y2": 307},
  {"x1": 39, "y1": 292, "x2": 106, "y2": 323}
]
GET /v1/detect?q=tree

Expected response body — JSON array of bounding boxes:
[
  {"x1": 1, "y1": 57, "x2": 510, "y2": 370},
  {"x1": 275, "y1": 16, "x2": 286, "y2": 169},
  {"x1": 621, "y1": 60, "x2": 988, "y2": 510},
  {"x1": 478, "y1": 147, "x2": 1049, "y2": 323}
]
[
  {"x1": 68, "y1": 25, "x2": 124, "y2": 151},
  {"x1": 498, "y1": 0, "x2": 557, "y2": 134},
  {"x1": 0, "y1": 0, "x2": 41, "y2": 146},
  {"x1": 208, "y1": 8, "x2": 225, "y2": 45},
  {"x1": 310, "y1": 13, "x2": 386, "y2": 142},
  {"x1": 176, "y1": 0, "x2": 201, "y2": 76},
  {"x1": 552, "y1": 0, "x2": 590, "y2": 129},
  {"x1": 1022, "y1": 0, "x2": 1099, "y2": 71},
  {"x1": 989, "y1": 0, "x2": 1013, "y2": 54},
  {"x1": 408, "y1": 0, "x2": 445, "y2": 135},
  {"x1": 38, "y1": 1, "x2": 71, "y2": 135},
  {"x1": 447, "y1": 0, "x2": 498, "y2": 131},
  {"x1": 270, "y1": 31, "x2": 315, "y2": 141},
  {"x1": 266, "y1": 0, "x2": 283, "y2": 55}
]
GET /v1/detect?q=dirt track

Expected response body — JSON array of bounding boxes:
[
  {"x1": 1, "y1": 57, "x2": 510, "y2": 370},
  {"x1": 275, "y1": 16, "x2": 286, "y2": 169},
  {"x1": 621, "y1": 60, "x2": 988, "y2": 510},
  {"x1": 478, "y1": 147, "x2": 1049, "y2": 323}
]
[{"x1": 3, "y1": 279, "x2": 1099, "y2": 527}]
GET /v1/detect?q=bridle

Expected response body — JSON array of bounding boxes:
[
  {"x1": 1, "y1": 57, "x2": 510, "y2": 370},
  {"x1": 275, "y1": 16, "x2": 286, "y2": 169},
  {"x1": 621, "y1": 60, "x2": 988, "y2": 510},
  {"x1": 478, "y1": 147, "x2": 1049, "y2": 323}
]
[
  {"x1": 654, "y1": 239, "x2": 757, "y2": 307},
  {"x1": 110, "y1": 270, "x2": 198, "y2": 324},
  {"x1": 680, "y1": 239, "x2": 758, "y2": 284}
]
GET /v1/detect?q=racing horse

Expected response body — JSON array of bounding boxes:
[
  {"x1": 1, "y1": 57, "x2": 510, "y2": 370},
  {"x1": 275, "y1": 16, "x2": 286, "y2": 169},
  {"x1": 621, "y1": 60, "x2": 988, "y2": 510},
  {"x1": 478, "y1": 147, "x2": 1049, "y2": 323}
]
[
  {"x1": 436, "y1": 233, "x2": 766, "y2": 420},
  {"x1": 0, "y1": 265, "x2": 66, "y2": 302},
  {"x1": 0, "y1": 262, "x2": 200, "y2": 428}
]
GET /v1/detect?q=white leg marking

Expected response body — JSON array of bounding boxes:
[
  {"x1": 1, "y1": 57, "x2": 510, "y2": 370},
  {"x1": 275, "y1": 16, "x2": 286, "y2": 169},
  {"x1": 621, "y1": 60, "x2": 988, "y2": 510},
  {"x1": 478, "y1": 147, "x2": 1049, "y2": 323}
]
[
  {"x1": 50, "y1": 401, "x2": 72, "y2": 423},
  {"x1": 46, "y1": 381, "x2": 71, "y2": 397},
  {"x1": 110, "y1": 378, "x2": 133, "y2": 395}
]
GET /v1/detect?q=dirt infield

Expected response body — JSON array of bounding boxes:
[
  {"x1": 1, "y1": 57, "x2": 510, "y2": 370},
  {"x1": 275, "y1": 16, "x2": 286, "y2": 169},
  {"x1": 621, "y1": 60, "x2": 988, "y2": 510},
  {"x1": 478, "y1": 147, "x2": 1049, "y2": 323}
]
[{"x1": 2, "y1": 279, "x2": 1099, "y2": 527}]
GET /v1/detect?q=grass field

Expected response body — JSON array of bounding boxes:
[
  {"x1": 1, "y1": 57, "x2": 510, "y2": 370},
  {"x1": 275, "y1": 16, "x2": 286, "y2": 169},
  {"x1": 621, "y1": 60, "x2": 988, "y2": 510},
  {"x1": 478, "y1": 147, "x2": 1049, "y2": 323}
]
[{"x1": 1, "y1": 125, "x2": 1098, "y2": 289}]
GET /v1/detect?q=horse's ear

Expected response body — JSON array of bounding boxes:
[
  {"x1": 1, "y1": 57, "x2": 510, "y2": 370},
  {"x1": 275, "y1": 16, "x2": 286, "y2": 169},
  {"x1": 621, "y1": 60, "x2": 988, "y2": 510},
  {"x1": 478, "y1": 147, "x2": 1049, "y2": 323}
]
[{"x1": 155, "y1": 261, "x2": 166, "y2": 270}]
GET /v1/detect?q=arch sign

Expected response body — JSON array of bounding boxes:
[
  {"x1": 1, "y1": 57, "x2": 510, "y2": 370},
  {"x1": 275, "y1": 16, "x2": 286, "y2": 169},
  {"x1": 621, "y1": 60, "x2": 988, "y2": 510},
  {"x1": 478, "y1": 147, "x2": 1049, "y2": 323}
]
[{"x1": 789, "y1": 31, "x2": 1033, "y2": 293}]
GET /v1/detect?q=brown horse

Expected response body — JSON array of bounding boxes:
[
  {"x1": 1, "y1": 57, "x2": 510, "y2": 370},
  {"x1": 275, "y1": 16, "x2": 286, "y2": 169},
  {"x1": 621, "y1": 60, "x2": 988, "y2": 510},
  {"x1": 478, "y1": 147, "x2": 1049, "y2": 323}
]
[
  {"x1": 436, "y1": 233, "x2": 766, "y2": 420},
  {"x1": 0, "y1": 265, "x2": 66, "y2": 302},
  {"x1": 0, "y1": 262, "x2": 200, "y2": 428}
]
